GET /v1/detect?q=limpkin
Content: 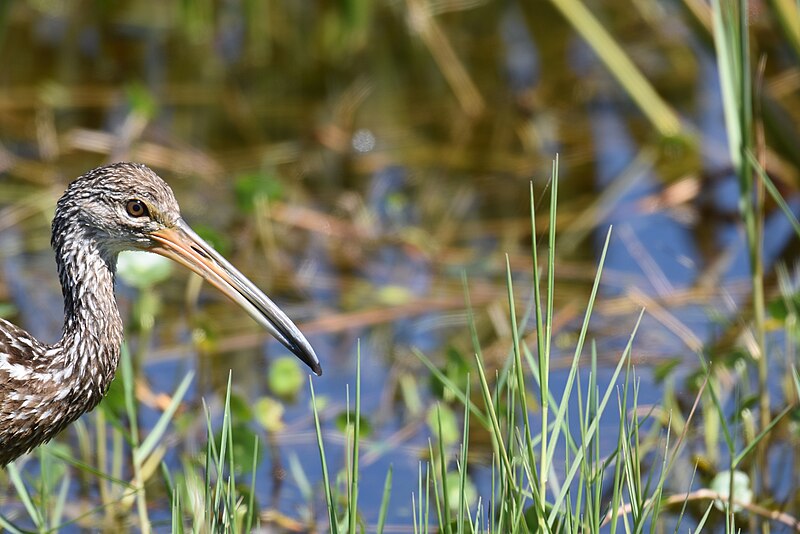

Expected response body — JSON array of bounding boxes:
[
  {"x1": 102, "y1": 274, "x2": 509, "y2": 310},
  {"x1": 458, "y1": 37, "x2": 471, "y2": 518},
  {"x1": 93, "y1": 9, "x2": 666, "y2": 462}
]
[{"x1": 0, "y1": 162, "x2": 321, "y2": 465}]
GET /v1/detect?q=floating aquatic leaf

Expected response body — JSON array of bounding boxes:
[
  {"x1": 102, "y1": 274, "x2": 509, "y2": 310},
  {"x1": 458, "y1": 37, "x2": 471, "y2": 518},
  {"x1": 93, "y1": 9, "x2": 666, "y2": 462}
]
[
  {"x1": 268, "y1": 356, "x2": 304, "y2": 399},
  {"x1": 228, "y1": 392, "x2": 254, "y2": 421},
  {"x1": 377, "y1": 285, "x2": 413, "y2": 306},
  {"x1": 427, "y1": 404, "x2": 459, "y2": 447},
  {"x1": 445, "y1": 471, "x2": 476, "y2": 512},
  {"x1": 710, "y1": 470, "x2": 752, "y2": 512},
  {"x1": 118, "y1": 251, "x2": 173, "y2": 288},
  {"x1": 254, "y1": 396, "x2": 285, "y2": 432},
  {"x1": 335, "y1": 411, "x2": 372, "y2": 438}
]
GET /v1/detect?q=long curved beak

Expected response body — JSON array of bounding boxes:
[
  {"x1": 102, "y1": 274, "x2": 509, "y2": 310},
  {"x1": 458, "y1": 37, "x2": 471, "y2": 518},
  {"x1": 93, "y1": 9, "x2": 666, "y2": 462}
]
[{"x1": 148, "y1": 219, "x2": 322, "y2": 376}]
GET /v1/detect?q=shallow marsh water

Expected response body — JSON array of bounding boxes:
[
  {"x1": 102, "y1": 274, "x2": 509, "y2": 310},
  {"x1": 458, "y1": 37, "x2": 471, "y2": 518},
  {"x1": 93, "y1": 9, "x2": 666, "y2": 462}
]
[{"x1": 0, "y1": 1, "x2": 798, "y2": 531}]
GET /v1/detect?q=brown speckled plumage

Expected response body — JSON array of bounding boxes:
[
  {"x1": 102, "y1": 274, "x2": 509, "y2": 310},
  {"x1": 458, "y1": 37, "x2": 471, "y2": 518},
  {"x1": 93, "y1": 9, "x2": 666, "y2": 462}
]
[{"x1": 0, "y1": 163, "x2": 320, "y2": 465}]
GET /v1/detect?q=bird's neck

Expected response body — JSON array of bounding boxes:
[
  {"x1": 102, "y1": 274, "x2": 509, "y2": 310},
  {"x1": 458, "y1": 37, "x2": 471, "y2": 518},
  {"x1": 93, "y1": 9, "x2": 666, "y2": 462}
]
[{"x1": 52, "y1": 222, "x2": 124, "y2": 403}]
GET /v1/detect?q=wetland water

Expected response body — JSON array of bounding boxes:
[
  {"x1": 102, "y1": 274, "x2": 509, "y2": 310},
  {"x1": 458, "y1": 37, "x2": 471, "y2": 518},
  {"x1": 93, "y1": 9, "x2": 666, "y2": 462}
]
[{"x1": 0, "y1": 1, "x2": 798, "y2": 531}]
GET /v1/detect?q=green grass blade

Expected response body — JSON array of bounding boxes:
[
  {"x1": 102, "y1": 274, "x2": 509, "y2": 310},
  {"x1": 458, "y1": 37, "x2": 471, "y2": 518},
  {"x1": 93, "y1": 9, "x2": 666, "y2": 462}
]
[
  {"x1": 310, "y1": 377, "x2": 338, "y2": 534},
  {"x1": 692, "y1": 503, "x2": 715, "y2": 534},
  {"x1": 747, "y1": 150, "x2": 800, "y2": 238},
  {"x1": 120, "y1": 343, "x2": 140, "y2": 442},
  {"x1": 457, "y1": 380, "x2": 471, "y2": 534},
  {"x1": 732, "y1": 404, "x2": 793, "y2": 467},
  {"x1": 0, "y1": 515, "x2": 24, "y2": 534},
  {"x1": 545, "y1": 226, "x2": 612, "y2": 476},
  {"x1": 246, "y1": 433, "x2": 259, "y2": 532},
  {"x1": 348, "y1": 343, "x2": 362, "y2": 534},
  {"x1": 428, "y1": 442, "x2": 444, "y2": 532},
  {"x1": 436, "y1": 405, "x2": 452, "y2": 530},
  {"x1": 376, "y1": 465, "x2": 393, "y2": 534},
  {"x1": 135, "y1": 371, "x2": 194, "y2": 465},
  {"x1": 547, "y1": 0, "x2": 682, "y2": 137},
  {"x1": 7, "y1": 462, "x2": 42, "y2": 528}
]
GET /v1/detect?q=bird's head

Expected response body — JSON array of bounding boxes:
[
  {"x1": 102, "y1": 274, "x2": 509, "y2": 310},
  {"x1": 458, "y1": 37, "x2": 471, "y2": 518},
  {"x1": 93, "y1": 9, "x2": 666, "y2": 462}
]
[{"x1": 53, "y1": 162, "x2": 322, "y2": 376}]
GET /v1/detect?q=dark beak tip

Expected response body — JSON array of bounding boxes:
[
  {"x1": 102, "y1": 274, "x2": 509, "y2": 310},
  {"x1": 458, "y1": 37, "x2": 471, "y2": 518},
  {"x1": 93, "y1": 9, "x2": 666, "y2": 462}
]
[{"x1": 296, "y1": 349, "x2": 322, "y2": 376}]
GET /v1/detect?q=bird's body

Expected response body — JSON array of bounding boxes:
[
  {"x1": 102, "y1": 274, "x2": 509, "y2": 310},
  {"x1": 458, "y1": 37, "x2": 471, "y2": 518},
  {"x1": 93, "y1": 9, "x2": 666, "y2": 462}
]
[{"x1": 0, "y1": 163, "x2": 320, "y2": 465}]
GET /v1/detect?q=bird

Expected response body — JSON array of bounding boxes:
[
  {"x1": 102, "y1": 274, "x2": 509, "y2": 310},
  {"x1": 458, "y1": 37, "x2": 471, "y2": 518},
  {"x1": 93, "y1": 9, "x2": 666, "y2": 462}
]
[{"x1": 0, "y1": 162, "x2": 321, "y2": 465}]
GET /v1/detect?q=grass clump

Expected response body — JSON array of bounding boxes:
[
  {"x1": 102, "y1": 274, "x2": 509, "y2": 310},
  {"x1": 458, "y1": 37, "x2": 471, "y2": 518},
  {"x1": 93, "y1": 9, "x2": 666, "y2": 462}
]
[
  {"x1": 408, "y1": 159, "x2": 670, "y2": 532},
  {"x1": 309, "y1": 156, "x2": 798, "y2": 532}
]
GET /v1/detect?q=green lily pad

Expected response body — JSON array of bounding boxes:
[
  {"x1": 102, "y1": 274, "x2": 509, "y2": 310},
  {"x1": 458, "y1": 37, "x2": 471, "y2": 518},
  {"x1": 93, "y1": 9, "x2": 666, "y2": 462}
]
[
  {"x1": 427, "y1": 404, "x2": 460, "y2": 447},
  {"x1": 268, "y1": 357, "x2": 304, "y2": 399},
  {"x1": 335, "y1": 411, "x2": 372, "y2": 438},
  {"x1": 117, "y1": 251, "x2": 172, "y2": 288},
  {"x1": 710, "y1": 470, "x2": 752, "y2": 512},
  {"x1": 254, "y1": 396, "x2": 285, "y2": 432}
]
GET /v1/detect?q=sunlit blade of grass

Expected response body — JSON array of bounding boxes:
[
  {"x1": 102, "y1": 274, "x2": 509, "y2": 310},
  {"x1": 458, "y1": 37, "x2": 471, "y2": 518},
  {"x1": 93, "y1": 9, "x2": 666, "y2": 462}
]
[
  {"x1": 457, "y1": 381, "x2": 470, "y2": 534},
  {"x1": 348, "y1": 343, "x2": 362, "y2": 534},
  {"x1": 474, "y1": 352, "x2": 514, "y2": 488},
  {"x1": 288, "y1": 453, "x2": 313, "y2": 518},
  {"x1": 693, "y1": 502, "x2": 715, "y2": 533},
  {"x1": 539, "y1": 158, "x2": 558, "y2": 526},
  {"x1": 211, "y1": 373, "x2": 235, "y2": 530},
  {"x1": 529, "y1": 180, "x2": 545, "y2": 389},
  {"x1": 546, "y1": 0, "x2": 683, "y2": 137},
  {"x1": 37, "y1": 447, "x2": 49, "y2": 528},
  {"x1": 414, "y1": 463, "x2": 423, "y2": 534},
  {"x1": 747, "y1": 150, "x2": 800, "y2": 238},
  {"x1": 712, "y1": 0, "x2": 747, "y2": 173},
  {"x1": 642, "y1": 414, "x2": 669, "y2": 527},
  {"x1": 463, "y1": 271, "x2": 485, "y2": 367},
  {"x1": 470, "y1": 497, "x2": 481, "y2": 533},
  {"x1": 435, "y1": 407, "x2": 452, "y2": 530},
  {"x1": 732, "y1": 404, "x2": 793, "y2": 467},
  {"x1": 135, "y1": 372, "x2": 193, "y2": 465},
  {"x1": 345, "y1": 385, "x2": 352, "y2": 529},
  {"x1": 225, "y1": 377, "x2": 238, "y2": 530},
  {"x1": 412, "y1": 485, "x2": 419, "y2": 534},
  {"x1": 246, "y1": 433, "x2": 258, "y2": 532},
  {"x1": 794, "y1": 367, "x2": 800, "y2": 397},
  {"x1": 770, "y1": 0, "x2": 800, "y2": 65},
  {"x1": 202, "y1": 399, "x2": 215, "y2": 529},
  {"x1": 6, "y1": 463, "x2": 42, "y2": 528},
  {"x1": 424, "y1": 461, "x2": 432, "y2": 534},
  {"x1": 713, "y1": 0, "x2": 770, "y2": 464},
  {"x1": 309, "y1": 377, "x2": 338, "y2": 534},
  {"x1": 201, "y1": 396, "x2": 223, "y2": 531},
  {"x1": 505, "y1": 255, "x2": 537, "y2": 487},
  {"x1": 119, "y1": 343, "x2": 153, "y2": 531},
  {"x1": 376, "y1": 465, "x2": 392, "y2": 534},
  {"x1": 172, "y1": 487, "x2": 183, "y2": 534},
  {"x1": 120, "y1": 344, "x2": 140, "y2": 441},
  {"x1": 545, "y1": 226, "x2": 612, "y2": 471},
  {"x1": 695, "y1": 359, "x2": 735, "y2": 456},
  {"x1": 47, "y1": 449, "x2": 134, "y2": 489},
  {"x1": 0, "y1": 515, "x2": 23, "y2": 534},
  {"x1": 428, "y1": 441, "x2": 445, "y2": 531},
  {"x1": 160, "y1": 461, "x2": 175, "y2": 516},
  {"x1": 52, "y1": 469, "x2": 69, "y2": 530},
  {"x1": 588, "y1": 344, "x2": 602, "y2": 532}
]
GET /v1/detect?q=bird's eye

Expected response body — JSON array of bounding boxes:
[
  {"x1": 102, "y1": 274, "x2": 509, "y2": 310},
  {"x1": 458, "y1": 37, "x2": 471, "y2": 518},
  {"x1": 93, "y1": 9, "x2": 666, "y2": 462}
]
[{"x1": 125, "y1": 199, "x2": 150, "y2": 218}]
